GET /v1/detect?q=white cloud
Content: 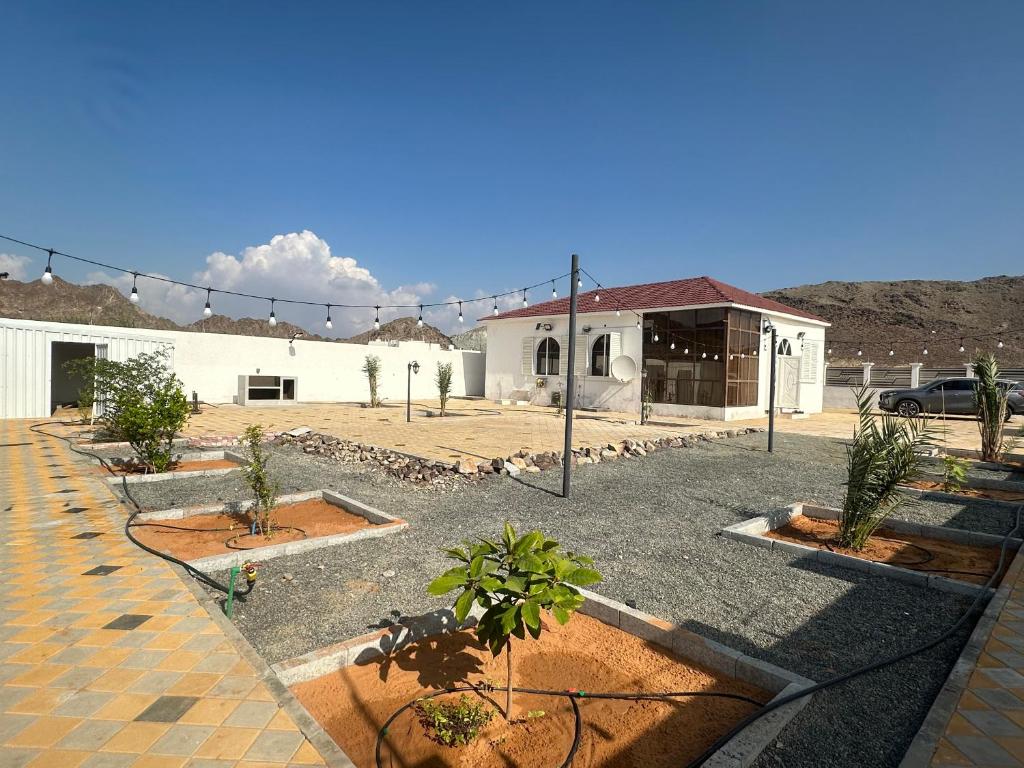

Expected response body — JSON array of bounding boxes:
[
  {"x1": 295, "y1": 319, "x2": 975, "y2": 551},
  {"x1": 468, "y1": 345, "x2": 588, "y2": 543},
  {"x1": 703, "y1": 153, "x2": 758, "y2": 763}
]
[{"x1": 0, "y1": 253, "x2": 31, "y2": 281}]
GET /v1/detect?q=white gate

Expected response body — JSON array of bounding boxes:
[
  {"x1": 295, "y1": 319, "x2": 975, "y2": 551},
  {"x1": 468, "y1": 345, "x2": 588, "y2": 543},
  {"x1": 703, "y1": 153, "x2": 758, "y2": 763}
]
[{"x1": 778, "y1": 357, "x2": 800, "y2": 409}]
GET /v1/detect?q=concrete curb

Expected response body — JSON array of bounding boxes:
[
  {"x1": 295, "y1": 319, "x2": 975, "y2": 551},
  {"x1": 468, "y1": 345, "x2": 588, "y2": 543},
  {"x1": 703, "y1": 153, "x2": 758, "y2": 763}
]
[
  {"x1": 172, "y1": 564, "x2": 356, "y2": 768},
  {"x1": 104, "y1": 449, "x2": 246, "y2": 485},
  {"x1": 898, "y1": 546, "x2": 1024, "y2": 767},
  {"x1": 178, "y1": 490, "x2": 407, "y2": 571},
  {"x1": 722, "y1": 503, "x2": 1019, "y2": 597},
  {"x1": 898, "y1": 484, "x2": 1024, "y2": 509},
  {"x1": 272, "y1": 588, "x2": 814, "y2": 768},
  {"x1": 916, "y1": 468, "x2": 1024, "y2": 494}
]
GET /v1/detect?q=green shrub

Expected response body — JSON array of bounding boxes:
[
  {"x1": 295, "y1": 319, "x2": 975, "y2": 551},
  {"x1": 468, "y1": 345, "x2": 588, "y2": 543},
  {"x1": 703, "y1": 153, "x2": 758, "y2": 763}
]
[
  {"x1": 362, "y1": 355, "x2": 382, "y2": 407},
  {"x1": 973, "y1": 353, "x2": 1009, "y2": 463},
  {"x1": 241, "y1": 424, "x2": 278, "y2": 536},
  {"x1": 838, "y1": 386, "x2": 933, "y2": 550},
  {"x1": 428, "y1": 523, "x2": 601, "y2": 720},
  {"x1": 435, "y1": 362, "x2": 453, "y2": 416},
  {"x1": 416, "y1": 694, "x2": 494, "y2": 747},
  {"x1": 942, "y1": 455, "x2": 968, "y2": 493}
]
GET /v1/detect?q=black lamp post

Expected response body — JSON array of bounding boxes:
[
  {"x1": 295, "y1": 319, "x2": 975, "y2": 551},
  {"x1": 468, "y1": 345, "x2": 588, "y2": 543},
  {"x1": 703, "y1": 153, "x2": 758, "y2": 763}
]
[
  {"x1": 764, "y1": 319, "x2": 777, "y2": 453},
  {"x1": 407, "y1": 360, "x2": 420, "y2": 422}
]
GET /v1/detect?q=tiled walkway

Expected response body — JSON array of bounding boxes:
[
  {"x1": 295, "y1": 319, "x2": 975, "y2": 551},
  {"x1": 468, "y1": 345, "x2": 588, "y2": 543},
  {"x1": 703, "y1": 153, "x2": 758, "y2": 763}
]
[
  {"x1": 0, "y1": 420, "x2": 327, "y2": 768},
  {"x1": 929, "y1": 552, "x2": 1024, "y2": 767}
]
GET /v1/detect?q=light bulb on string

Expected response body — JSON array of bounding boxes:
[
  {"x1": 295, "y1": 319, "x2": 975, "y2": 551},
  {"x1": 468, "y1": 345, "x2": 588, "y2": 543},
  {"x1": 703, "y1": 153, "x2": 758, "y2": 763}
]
[
  {"x1": 616, "y1": 308, "x2": 621, "y2": 317},
  {"x1": 958, "y1": 340, "x2": 965, "y2": 353},
  {"x1": 827, "y1": 347, "x2": 832, "y2": 355},
  {"x1": 203, "y1": 288, "x2": 213, "y2": 318},
  {"x1": 701, "y1": 351, "x2": 707, "y2": 359},
  {"x1": 670, "y1": 341, "x2": 675, "y2": 350},
  {"x1": 594, "y1": 292, "x2": 600, "y2": 302},
  {"x1": 713, "y1": 353, "x2": 719, "y2": 361},
  {"x1": 653, "y1": 332, "x2": 659, "y2": 342},
  {"x1": 268, "y1": 298, "x2": 277, "y2": 327},
  {"x1": 923, "y1": 346, "x2": 929, "y2": 356},
  {"x1": 458, "y1": 302, "x2": 464, "y2": 323},
  {"x1": 129, "y1": 273, "x2": 139, "y2": 304},
  {"x1": 636, "y1": 317, "x2": 641, "y2": 329},
  {"x1": 417, "y1": 305, "x2": 424, "y2": 328},
  {"x1": 41, "y1": 249, "x2": 54, "y2": 285},
  {"x1": 522, "y1": 290, "x2": 528, "y2": 308},
  {"x1": 998, "y1": 339, "x2": 1004, "y2": 349},
  {"x1": 577, "y1": 276, "x2": 582, "y2": 289},
  {"x1": 684, "y1": 346, "x2": 689, "y2": 354},
  {"x1": 551, "y1": 281, "x2": 557, "y2": 299},
  {"x1": 493, "y1": 297, "x2": 499, "y2": 316},
  {"x1": 373, "y1": 306, "x2": 380, "y2": 331},
  {"x1": 888, "y1": 348, "x2": 894, "y2": 357},
  {"x1": 325, "y1": 305, "x2": 332, "y2": 330},
  {"x1": 857, "y1": 348, "x2": 862, "y2": 357}
]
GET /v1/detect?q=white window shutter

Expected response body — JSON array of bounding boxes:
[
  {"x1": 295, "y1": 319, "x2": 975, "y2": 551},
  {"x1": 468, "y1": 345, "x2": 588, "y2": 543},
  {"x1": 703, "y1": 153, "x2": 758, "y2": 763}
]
[
  {"x1": 609, "y1": 332, "x2": 621, "y2": 363},
  {"x1": 574, "y1": 335, "x2": 587, "y2": 376},
  {"x1": 558, "y1": 335, "x2": 569, "y2": 376},
  {"x1": 521, "y1": 337, "x2": 534, "y2": 375},
  {"x1": 800, "y1": 341, "x2": 818, "y2": 383}
]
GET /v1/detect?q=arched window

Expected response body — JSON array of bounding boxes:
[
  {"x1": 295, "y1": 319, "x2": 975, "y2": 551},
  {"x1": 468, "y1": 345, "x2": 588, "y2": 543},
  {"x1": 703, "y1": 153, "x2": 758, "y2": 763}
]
[
  {"x1": 536, "y1": 337, "x2": 560, "y2": 375},
  {"x1": 777, "y1": 339, "x2": 793, "y2": 356},
  {"x1": 591, "y1": 334, "x2": 610, "y2": 377}
]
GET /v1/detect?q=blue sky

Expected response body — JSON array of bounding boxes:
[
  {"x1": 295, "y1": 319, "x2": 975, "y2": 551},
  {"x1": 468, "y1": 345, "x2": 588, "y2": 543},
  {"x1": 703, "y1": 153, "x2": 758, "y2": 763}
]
[{"x1": 1, "y1": 2, "x2": 1021, "y2": 334}]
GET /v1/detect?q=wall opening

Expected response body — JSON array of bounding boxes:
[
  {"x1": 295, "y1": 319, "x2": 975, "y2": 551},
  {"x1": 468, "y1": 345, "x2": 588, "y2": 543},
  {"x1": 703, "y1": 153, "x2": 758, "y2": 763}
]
[{"x1": 50, "y1": 342, "x2": 96, "y2": 415}]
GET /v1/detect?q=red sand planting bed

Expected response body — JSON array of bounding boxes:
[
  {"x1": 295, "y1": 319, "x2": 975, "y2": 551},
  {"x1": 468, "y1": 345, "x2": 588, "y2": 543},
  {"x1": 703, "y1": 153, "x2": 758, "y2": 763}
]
[
  {"x1": 904, "y1": 479, "x2": 1024, "y2": 503},
  {"x1": 101, "y1": 458, "x2": 240, "y2": 476},
  {"x1": 131, "y1": 498, "x2": 371, "y2": 560},
  {"x1": 766, "y1": 515, "x2": 1002, "y2": 585},
  {"x1": 291, "y1": 613, "x2": 767, "y2": 768}
]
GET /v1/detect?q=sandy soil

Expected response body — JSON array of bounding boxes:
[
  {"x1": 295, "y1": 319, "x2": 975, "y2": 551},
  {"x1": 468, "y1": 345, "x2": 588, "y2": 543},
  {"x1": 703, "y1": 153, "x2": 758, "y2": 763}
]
[
  {"x1": 291, "y1": 613, "x2": 768, "y2": 768},
  {"x1": 130, "y1": 498, "x2": 373, "y2": 559},
  {"x1": 905, "y1": 479, "x2": 1024, "y2": 502},
  {"x1": 767, "y1": 515, "x2": 1002, "y2": 585},
  {"x1": 101, "y1": 458, "x2": 240, "y2": 475}
]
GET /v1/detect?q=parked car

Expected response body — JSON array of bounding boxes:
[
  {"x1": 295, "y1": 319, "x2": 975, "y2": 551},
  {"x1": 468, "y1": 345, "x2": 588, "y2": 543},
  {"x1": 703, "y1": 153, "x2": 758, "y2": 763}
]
[{"x1": 877, "y1": 377, "x2": 1023, "y2": 418}]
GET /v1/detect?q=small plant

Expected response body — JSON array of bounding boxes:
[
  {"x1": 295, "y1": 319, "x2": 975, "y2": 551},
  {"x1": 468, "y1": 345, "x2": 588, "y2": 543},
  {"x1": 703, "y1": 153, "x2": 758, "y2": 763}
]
[
  {"x1": 641, "y1": 381, "x2": 653, "y2": 424},
  {"x1": 838, "y1": 386, "x2": 933, "y2": 550},
  {"x1": 415, "y1": 694, "x2": 494, "y2": 747},
  {"x1": 241, "y1": 424, "x2": 278, "y2": 536},
  {"x1": 436, "y1": 361, "x2": 453, "y2": 416},
  {"x1": 362, "y1": 354, "x2": 382, "y2": 407},
  {"x1": 428, "y1": 524, "x2": 601, "y2": 721},
  {"x1": 973, "y1": 353, "x2": 1009, "y2": 463},
  {"x1": 551, "y1": 389, "x2": 562, "y2": 415},
  {"x1": 942, "y1": 455, "x2": 969, "y2": 493}
]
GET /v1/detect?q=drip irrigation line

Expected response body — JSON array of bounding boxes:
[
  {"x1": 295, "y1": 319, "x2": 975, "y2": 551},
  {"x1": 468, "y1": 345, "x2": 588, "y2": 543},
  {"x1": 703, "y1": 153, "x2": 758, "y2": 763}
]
[
  {"x1": 374, "y1": 683, "x2": 764, "y2": 768},
  {"x1": 683, "y1": 504, "x2": 1024, "y2": 768},
  {"x1": 28, "y1": 421, "x2": 254, "y2": 598}
]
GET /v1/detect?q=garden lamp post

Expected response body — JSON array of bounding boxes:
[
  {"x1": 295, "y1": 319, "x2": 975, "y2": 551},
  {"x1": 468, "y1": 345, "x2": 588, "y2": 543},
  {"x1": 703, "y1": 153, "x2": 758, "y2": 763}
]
[
  {"x1": 407, "y1": 360, "x2": 420, "y2": 422},
  {"x1": 764, "y1": 319, "x2": 777, "y2": 453}
]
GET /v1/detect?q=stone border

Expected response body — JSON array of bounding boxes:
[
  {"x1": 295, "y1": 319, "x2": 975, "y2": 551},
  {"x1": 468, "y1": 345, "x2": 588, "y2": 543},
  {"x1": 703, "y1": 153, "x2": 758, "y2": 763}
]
[
  {"x1": 916, "y1": 465, "x2": 1024, "y2": 494},
  {"x1": 898, "y1": 545, "x2": 1024, "y2": 767},
  {"x1": 181, "y1": 490, "x2": 407, "y2": 571},
  {"x1": 104, "y1": 449, "x2": 247, "y2": 484},
  {"x1": 898, "y1": 484, "x2": 1024, "y2": 510},
  {"x1": 272, "y1": 588, "x2": 815, "y2": 768},
  {"x1": 722, "y1": 503, "x2": 1021, "y2": 597},
  {"x1": 172, "y1": 563, "x2": 356, "y2": 768}
]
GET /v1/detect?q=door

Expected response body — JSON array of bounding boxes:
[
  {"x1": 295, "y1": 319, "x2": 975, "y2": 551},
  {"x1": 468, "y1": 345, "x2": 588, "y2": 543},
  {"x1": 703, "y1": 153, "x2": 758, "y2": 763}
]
[
  {"x1": 778, "y1": 357, "x2": 800, "y2": 409},
  {"x1": 935, "y1": 379, "x2": 975, "y2": 414}
]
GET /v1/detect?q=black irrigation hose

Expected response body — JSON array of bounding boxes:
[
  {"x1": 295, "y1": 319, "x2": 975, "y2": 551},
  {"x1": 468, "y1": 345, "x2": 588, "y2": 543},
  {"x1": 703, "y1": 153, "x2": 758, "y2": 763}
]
[
  {"x1": 683, "y1": 504, "x2": 1024, "y2": 768},
  {"x1": 29, "y1": 421, "x2": 254, "y2": 598},
  {"x1": 374, "y1": 684, "x2": 764, "y2": 768}
]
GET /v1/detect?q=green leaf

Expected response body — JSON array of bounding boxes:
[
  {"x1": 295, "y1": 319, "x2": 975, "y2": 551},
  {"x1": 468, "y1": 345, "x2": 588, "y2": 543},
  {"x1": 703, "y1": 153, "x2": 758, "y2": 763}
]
[
  {"x1": 513, "y1": 531, "x2": 543, "y2": 555},
  {"x1": 551, "y1": 605, "x2": 571, "y2": 625},
  {"x1": 500, "y1": 603, "x2": 520, "y2": 635},
  {"x1": 478, "y1": 576, "x2": 503, "y2": 593},
  {"x1": 502, "y1": 522, "x2": 516, "y2": 551},
  {"x1": 427, "y1": 570, "x2": 468, "y2": 596},
  {"x1": 565, "y1": 567, "x2": 603, "y2": 586},
  {"x1": 521, "y1": 600, "x2": 540, "y2": 630},
  {"x1": 454, "y1": 590, "x2": 474, "y2": 623},
  {"x1": 469, "y1": 555, "x2": 486, "y2": 578},
  {"x1": 526, "y1": 619, "x2": 542, "y2": 639},
  {"x1": 502, "y1": 575, "x2": 527, "y2": 595},
  {"x1": 517, "y1": 553, "x2": 547, "y2": 574},
  {"x1": 443, "y1": 547, "x2": 469, "y2": 562}
]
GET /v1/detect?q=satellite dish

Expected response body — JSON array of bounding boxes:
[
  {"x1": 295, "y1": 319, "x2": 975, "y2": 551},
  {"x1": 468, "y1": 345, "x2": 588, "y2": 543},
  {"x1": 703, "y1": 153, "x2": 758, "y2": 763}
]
[{"x1": 610, "y1": 355, "x2": 637, "y2": 383}]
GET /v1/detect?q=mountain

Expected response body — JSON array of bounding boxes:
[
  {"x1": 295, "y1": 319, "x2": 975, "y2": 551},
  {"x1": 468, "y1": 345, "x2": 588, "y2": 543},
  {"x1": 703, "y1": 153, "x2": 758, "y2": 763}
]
[
  {"x1": 344, "y1": 317, "x2": 453, "y2": 346},
  {"x1": 764, "y1": 275, "x2": 1024, "y2": 366},
  {"x1": 451, "y1": 325, "x2": 487, "y2": 351},
  {"x1": 0, "y1": 276, "x2": 323, "y2": 340}
]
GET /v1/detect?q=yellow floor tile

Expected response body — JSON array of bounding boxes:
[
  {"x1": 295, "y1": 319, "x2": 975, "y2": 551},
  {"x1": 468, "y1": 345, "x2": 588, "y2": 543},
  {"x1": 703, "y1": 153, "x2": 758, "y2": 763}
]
[
  {"x1": 6, "y1": 716, "x2": 82, "y2": 748},
  {"x1": 100, "y1": 722, "x2": 171, "y2": 753},
  {"x1": 193, "y1": 727, "x2": 260, "y2": 760}
]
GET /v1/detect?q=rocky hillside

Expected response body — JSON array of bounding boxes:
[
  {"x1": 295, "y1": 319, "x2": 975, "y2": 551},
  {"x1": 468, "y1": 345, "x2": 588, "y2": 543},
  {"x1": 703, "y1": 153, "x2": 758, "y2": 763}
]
[
  {"x1": 765, "y1": 275, "x2": 1024, "y2": 366},
  {"x1": 344, "y1": 317, "x2": 452, "y2": 346},
  {"x1": 451, "y1": 325, "x2": 487, "y2": 351}
]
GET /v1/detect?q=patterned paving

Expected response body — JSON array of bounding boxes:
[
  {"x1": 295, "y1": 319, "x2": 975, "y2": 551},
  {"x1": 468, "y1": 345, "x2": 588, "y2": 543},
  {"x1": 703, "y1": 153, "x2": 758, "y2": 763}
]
[
  {"x1": 0, "y1": 420, "x2": 327, "y2": 768},
  {"x1": 930, "y1": 552, "x2": 1024, "y2": 767}
]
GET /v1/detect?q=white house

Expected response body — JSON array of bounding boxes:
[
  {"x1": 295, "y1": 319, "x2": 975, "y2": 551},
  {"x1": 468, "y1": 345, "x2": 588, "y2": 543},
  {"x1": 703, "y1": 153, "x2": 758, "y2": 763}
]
[
  {"x1": 0, "y1": 317, "x2": 484, "y2": 419},
  {"x1": 482, "y1": 276, "x2": 829, "y2": 421}
]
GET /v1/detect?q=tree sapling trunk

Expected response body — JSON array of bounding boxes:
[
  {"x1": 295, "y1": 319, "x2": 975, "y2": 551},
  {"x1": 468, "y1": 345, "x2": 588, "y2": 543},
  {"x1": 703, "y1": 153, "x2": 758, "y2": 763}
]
[{"x1": 505, "y1": 640, "x2": 514, "y2": 721}]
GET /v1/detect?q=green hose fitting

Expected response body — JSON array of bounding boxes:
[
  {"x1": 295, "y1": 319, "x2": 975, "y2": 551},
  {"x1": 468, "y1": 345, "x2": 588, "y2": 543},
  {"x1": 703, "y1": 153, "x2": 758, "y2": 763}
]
[{"x1": 225, "y1": 565, "x2": 241, "y2": 618}]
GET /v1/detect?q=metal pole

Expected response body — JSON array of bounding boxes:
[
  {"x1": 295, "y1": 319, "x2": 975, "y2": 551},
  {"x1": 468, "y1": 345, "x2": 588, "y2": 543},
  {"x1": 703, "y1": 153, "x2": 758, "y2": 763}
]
[
  {"x1": 768, "y1": 326, "x2": 777, "y2": 453},
  {"x1": 562, "y1": 253, "x2": 580, "y2": 498},
  {"x1": 406, "y1": 363, "x2": 412, "y2": 423}
]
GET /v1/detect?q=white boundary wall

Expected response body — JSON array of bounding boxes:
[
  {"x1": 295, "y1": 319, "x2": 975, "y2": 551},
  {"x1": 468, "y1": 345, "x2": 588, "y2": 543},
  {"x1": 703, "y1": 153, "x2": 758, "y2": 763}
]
[
  {"x1": 482, "y1": 303, "x2": 827, "y2": 421},
  {"x1": 0, "y1": 317, "x2": 484, "y2": 419}
]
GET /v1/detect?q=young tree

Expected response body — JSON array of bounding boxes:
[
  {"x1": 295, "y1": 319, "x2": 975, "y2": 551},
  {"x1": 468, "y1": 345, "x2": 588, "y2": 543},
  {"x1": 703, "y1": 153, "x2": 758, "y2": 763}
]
[
  {"x1": 973, "y1": 353, "x2": 1009, "y2": 463},
  {"x1": 241, "y1": 424, "x2": 278, "y2": 536},
  {"x1": 362, "y1": 354, "x2": 382, "y2": 407},
  {"x1": 428, "y1": 524, "x2": 601, "y2": 720},
  {"x1": 435, "y1": 361, "x2": 453, "y2": 416},
  {"x1": 838, "y1": 387, "x2": 933, "y2": 549}
]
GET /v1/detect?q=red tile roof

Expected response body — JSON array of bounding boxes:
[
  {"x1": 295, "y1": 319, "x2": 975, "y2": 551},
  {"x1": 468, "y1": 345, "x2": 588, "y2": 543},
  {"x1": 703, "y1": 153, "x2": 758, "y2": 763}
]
[{"x1": 487, "y1": 276, "x2": 828, "y2": 323}]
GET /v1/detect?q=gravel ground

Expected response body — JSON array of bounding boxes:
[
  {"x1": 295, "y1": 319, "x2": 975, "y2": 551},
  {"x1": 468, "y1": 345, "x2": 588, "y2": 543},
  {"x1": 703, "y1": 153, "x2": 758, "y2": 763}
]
[{"x1": 168, "y1": 432, "x2": 1018, "y2": 768}]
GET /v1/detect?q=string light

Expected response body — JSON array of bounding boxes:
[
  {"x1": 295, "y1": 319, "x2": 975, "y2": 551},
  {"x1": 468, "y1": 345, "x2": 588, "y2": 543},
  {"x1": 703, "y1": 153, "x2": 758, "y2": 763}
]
[
  {"x1": 374, "y1": 306, "x2": 380, "y2": 331},
  {"x1": 958, "y1": 340, "x2": 965, "y2": 353},
  {"x1": 417, "y1": 305, "x2": 424, "y2": 328},
  {"x1": 701, "y1": 351, "x2": 707, "y2": 359},
  {"x1": 493, "y1": 297, "x2": 499, "y2": 316},
  {"x1": 129, "y1": 273, "x2": 139, "y2": 304},
  {"x1": 522, "y1": 290, "x2": 528, "y2": 308},
  {"x1": 827, "y1": 347, "x2": 832, "y2": 355},
  {"x1": 713, "y1": 353, "x2": 719, "y2": 361},
  {"x1": 923, "y1": 346, "x2": 929, "y2": 356},
  {"x1": 856, "y1": 348, "x2": 862, "y2": 357},
  {"x1": 577, "y1": 276, "x2": 583, "y2": 289},
  {"x1": 653, "y1": 332, "x2": 659, "y2": 342},
  {"x1": 594, "y1": 291, "x2": 600, "y2": 302},
  {"x1": 998, "y1": 339, "x2": 1004, "y2": 349},
  {"x1": 684, "y1": 346, "x2": 689, "y2": 354},
  {"x1": 268, "y1": 298, "x2": 277, "y2": 327},
  {"x1": 552, "y1": 281, "x2": 558, "y2": 300},
  {"x1": 888, "y1": 347, "x2": 894, "y2": 356},
  {"x1": 616, "y1": 308, "x2": 621, "y2": 317},
  {"x1": 458, "y1": 302, "x2": 464, "y2": 323},
  {"x1": 325, "y1": 305, "x2": 333, "y2": 330},
  {"x1": 41, "y1": 249, "x2": 54, "y2": 285},
  {"x1": 636, "y1": 317, "x2": 641, "y2": 329},
  {"x1": 670, "y1": 341, "x2": 675, "y2": 350}
]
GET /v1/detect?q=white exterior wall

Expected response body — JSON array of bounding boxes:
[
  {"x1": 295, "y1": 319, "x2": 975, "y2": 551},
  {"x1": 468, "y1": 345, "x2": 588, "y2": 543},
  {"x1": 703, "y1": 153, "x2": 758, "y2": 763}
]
[
  {"x1": 0, "y1": 317, "x2": 484, "y2": 419},
  {"x1": 483, "y1": 304, "x2": 827, "y2": 421}
]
